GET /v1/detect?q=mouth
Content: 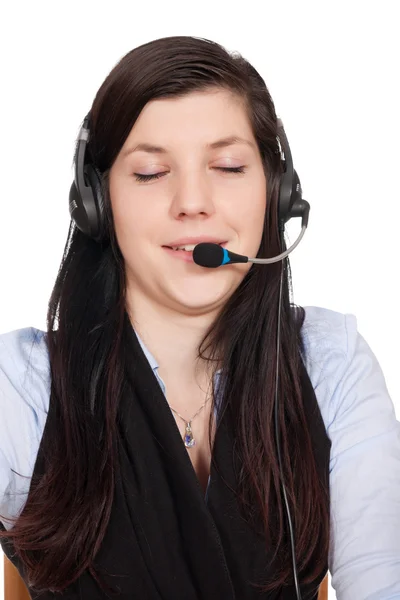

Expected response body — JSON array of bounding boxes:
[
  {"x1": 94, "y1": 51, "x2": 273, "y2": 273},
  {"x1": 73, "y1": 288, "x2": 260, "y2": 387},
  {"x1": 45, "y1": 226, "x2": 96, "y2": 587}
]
[
  {"x1": 162, "y1": 241, "x2": 228, "y2": 263},
  {"x1": 163, "y1": 242, "x2": 227, "y2": 252}
]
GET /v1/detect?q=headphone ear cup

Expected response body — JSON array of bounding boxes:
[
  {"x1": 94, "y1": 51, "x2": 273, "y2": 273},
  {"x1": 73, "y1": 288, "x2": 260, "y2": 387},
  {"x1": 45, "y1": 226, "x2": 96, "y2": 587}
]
[
  {"x1": 69, "y1": 179, "x2": 91, "y2": 236},
  {"x1": 278, "y1": 168, "x2": 303, "y2": 225},
  {"x1": 278, "y1": 169, "x2": 294, "y2": 224},
  {"x1": 84, "y1": 164, "x2": 105, "y2": 241}
]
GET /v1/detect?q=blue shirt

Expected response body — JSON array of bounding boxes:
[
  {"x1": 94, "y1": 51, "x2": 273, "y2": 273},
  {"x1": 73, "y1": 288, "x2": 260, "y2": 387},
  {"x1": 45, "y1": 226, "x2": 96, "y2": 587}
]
[{"x1": 0, "y1": 305, "x2": 399, "y2": 599}]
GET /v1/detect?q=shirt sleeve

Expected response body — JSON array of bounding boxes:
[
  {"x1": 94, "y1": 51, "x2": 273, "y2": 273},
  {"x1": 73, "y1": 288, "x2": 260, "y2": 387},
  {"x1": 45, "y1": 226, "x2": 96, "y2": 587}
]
[
  {"x1": 328, "y1": 314, "x2": 400, "y2": 599},
  {"x1": 0, "y1": 329, "x2": 49, "y2": 528}
]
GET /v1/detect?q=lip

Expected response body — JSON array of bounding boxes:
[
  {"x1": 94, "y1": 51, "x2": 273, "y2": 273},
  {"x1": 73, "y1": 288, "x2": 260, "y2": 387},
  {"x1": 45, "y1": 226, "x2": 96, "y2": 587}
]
[
  {"x1": 162, "y1": 238, "x2": 228, "y2": 263},
  {"x1": 164, "y1": 236, "x2": 227, "y2": 247}
]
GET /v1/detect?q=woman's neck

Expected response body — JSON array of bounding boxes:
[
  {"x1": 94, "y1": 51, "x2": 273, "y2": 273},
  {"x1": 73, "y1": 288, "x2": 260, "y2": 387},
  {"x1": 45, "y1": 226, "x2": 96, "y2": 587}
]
[{"x1": 126, "y1": 294, "x2": 218, "y2": 385}]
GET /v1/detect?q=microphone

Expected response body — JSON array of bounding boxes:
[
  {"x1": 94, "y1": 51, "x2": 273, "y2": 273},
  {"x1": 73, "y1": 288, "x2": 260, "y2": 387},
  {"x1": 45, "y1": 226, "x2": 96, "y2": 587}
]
[
  {"x1": 193, "y1": 214, "x2": 309, "y2": 268},
  {"x1": 193, "y1": 244, "x2": 248, "y2": 268}
]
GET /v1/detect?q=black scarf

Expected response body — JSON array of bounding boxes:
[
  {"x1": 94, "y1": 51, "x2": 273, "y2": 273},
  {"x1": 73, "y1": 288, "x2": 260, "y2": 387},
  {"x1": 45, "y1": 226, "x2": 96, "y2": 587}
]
[{"x1": 1, "y1": 311, "x2": 331, "y2": 599}]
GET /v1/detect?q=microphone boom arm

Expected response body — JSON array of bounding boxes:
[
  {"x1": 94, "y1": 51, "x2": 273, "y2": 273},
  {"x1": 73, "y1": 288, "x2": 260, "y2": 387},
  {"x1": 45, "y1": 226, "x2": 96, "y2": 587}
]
[{"x1": 249, "y1": 224, "x2": 307, "y2": 264}]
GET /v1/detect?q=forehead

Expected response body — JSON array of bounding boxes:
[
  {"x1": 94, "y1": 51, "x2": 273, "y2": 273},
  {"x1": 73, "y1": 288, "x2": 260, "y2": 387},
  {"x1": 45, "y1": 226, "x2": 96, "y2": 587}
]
[{"x1": 120, "y1": 89, "x2": 256, "y2": 157}]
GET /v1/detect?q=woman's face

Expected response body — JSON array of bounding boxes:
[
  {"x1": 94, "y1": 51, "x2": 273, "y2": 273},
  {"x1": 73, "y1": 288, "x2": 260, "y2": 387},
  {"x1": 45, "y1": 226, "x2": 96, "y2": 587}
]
[{"x1": 109, "y1": 88, "x2": 267, "y2": 316}]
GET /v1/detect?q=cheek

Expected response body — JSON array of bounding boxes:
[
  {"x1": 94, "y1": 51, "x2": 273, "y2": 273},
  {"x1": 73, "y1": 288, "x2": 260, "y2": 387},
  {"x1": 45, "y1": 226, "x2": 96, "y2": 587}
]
[
  {"x1": 111, "y1": 191, "x2": 154, "y2": 244},
  {"x1": 110, "y1": 174, "x2": 145, "y2": 237},
  {"x1": 233, "y1": 193, "x2": 266, "y2": 240}
]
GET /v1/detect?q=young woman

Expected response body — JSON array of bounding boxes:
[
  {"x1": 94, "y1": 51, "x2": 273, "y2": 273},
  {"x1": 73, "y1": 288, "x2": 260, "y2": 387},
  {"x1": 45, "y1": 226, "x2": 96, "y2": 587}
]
[{"x1": 1, "y1": 36, "x2": 399, "y2": 600}]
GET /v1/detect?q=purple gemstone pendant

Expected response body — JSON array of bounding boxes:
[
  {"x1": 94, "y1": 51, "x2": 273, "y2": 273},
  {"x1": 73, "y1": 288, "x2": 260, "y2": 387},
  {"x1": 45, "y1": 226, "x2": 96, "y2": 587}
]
[{"x1": 184, "y1": 422, "x2": 196, "y2": 448}]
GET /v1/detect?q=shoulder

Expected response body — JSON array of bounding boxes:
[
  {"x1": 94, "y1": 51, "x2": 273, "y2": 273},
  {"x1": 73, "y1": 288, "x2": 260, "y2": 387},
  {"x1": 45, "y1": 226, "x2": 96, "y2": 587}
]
[
  {"x1": 300, "y1": 304, "x2": 356, "y2": 365},
  {"x1": 0, "y1": 326, "x2": 50, "y2": 526},
  {"x1": 299, "y1": 304, "x2": 356, "y2": 419},
  {"x1": 299, "y1": 305, "x2": 397, "y2": 439},
  {"x1": 0, "y1": 326, "x2": 50, "y2": 418}
]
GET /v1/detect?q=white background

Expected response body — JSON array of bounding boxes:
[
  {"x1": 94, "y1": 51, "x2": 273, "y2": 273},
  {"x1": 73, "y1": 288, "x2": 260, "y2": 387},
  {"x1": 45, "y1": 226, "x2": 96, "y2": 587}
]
[{"x1": 0, "y1": 1, "x2": 399, "y2": 598}]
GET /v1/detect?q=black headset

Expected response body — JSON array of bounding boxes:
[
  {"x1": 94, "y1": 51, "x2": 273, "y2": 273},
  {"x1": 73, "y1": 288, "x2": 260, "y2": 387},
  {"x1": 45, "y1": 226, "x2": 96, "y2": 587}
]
[
  {"x1": 68, "y1": 111, "x2": 311, "y2": 599},
  {"x1": 69, "y1": 112, "x2": 309, "y2": 242}
]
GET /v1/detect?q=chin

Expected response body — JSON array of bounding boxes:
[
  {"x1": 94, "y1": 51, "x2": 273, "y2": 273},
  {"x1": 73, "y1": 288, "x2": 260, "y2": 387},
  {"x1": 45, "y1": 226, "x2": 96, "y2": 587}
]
[{"x1": 168, "y1": 278, "x2": 237, "y2": 313}]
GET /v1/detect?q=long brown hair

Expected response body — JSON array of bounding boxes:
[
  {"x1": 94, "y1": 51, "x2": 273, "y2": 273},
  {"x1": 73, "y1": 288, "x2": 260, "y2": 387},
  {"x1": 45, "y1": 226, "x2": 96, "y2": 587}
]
[{"x1": 0, "y1": 36, "x2": 329, "y2": 594}]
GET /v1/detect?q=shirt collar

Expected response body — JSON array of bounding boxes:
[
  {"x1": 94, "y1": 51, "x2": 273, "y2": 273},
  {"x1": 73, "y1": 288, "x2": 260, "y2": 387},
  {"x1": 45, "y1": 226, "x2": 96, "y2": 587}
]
[{"x1": 134, "y1": 329, "x2": 159, "y2": 373}]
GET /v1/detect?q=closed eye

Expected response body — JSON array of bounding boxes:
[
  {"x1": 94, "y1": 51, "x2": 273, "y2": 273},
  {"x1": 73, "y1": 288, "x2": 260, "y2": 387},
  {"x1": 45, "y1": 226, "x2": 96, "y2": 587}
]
[{"x1": 133, "y1": 166, "x2": 246, "y2": 183}]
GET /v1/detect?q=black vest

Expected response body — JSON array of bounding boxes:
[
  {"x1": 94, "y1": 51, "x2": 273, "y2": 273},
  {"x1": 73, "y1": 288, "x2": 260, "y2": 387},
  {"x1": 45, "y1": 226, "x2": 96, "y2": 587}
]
[{"x1": 1, "y1": 312, "x2": 331, "y2": 599}]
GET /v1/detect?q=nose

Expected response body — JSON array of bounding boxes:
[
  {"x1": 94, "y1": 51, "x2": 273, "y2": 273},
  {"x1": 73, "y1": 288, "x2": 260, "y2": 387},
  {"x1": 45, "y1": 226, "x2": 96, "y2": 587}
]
[{"x1": 169, "y1": 170, "x2": 216, "y2": 220}]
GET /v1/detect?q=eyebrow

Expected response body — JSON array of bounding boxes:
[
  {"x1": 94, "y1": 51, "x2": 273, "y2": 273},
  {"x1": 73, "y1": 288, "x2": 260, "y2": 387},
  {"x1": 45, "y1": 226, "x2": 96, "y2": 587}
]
[{"x1": 122, "y1": 135, "x2": 256, "y2": 158}]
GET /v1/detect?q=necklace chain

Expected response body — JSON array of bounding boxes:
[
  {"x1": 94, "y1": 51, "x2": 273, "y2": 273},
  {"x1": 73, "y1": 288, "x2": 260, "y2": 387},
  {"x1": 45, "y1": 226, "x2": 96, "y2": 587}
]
[
  {"x1": 169, "y1": 396, "x2": 211, "y2": 424},
  {"x1": 169, "y1": 396, "x2": 211, "y2": 449}
]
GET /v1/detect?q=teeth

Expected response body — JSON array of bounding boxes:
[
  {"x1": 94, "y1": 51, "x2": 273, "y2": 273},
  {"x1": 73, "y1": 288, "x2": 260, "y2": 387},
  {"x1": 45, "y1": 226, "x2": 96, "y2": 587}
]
[{"x1": 171, "y1": 244, "x2": 197, "y2": 251}]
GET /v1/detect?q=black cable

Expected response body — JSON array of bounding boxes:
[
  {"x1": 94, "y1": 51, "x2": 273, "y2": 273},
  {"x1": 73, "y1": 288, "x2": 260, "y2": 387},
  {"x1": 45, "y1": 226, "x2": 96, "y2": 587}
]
[{"x1": 274, "y1": 226, "x2": 302, "y2": 599}]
